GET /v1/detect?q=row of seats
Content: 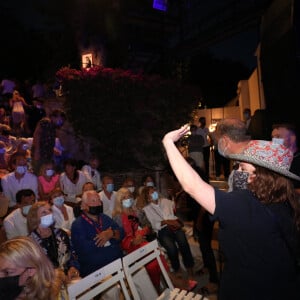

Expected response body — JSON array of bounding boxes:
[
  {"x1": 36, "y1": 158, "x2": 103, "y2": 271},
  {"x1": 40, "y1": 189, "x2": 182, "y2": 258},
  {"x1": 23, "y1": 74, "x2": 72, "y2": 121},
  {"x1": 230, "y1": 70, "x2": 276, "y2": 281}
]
[{"x1": 68, "y1": 240, "x2": 208, "y2": 300}]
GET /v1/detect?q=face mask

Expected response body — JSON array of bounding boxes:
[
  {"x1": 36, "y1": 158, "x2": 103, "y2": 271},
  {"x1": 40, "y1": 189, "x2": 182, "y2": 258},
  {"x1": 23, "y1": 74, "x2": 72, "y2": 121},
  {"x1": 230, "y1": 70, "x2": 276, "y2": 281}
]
[
  {"x1": 46, "y1": 169, "x2": 55, "y2": 177},
  {"x1": 22, "y1": 144, "x2": 29, "y2": 151},
  {"x1": 128, "y1": 186, "x2": 135, "y2": 193},
  {"x1": 272, "y1": 137, "x2": 284, "y2": 145},
  {"x1": 40, "y1": 213, "x2": 54, "y2": 228},
  {"x1": 0, "y1": 274, "x2": 24, "y2": 300},
  {"x1": 232, "y1": 170, "x2": 249, "y2": 191},
  {"x1": 146, "y1": 181, "x2": 154, "y2": 187},
  {"x1": 122, "y1": 198, "x2": 134, "y2": 208},
  {"x1": 22, "y1": 204, "x2": 32, "y2": 216},
  {"x1": 106, "y1": 183, "x2": 114, "y2": 193},
  {"x1": 218, "y1": 138, "x2": 228, "y2": 157},
  {"x1": 16, "y1": 166, "x2": 27, "y2": 175},
  {"x1": 53, "y1": 196, "x2": 64, "y2": 207},
  {"x1": 151, "y1": 191, "x2": 159, "y2": 201},
  {"x1": 88, "y1": 205, "x2": 103, "y2": 215},
  {"x1": 0, "y1": 148, "x2": 5, "y2": 154}
]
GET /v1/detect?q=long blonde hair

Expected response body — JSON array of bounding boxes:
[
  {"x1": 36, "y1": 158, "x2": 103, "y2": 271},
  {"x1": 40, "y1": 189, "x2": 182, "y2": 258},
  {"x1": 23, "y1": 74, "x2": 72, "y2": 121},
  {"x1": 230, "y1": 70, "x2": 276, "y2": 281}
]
[
  {"x1": 112, "y1": 187, "x2": 132, "y2": 217},
  {"x1": 0, "y1": 236, "x2": 66, "y2": 300}
]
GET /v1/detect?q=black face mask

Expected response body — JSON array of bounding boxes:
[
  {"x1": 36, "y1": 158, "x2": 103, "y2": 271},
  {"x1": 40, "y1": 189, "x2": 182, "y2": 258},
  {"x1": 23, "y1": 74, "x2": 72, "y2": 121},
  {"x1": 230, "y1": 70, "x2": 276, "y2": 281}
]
[
  {"x1": 0, "y1": 274, "x2": 23, "y2": 300},
  {"x1": 232, "y1": 170, "x2": 249, "y2": 191},
  {"x1": 88, "y1": 205, "x2": 103, "y2": 215}
]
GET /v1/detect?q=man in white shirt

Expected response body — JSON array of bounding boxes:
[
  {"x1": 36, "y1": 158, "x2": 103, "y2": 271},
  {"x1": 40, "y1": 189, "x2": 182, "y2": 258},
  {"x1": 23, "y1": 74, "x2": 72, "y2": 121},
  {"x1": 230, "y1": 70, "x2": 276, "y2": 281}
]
[
  {"x1": 99, "y1": 175, "x2": 116, "y2": 218},
  {"x1": 3, "y1": 189, "x2": 36, "y2": 239},
  {"x1": 1, "y1": 154, "x2": 38, "y2": 210}
]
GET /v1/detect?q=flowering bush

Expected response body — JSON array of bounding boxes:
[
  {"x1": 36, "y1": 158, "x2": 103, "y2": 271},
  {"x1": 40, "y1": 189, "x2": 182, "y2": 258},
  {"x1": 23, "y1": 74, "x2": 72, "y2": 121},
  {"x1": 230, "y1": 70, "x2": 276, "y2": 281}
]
[{"x1": 56, "y1": 66, "x2": 201, "y2": 172}]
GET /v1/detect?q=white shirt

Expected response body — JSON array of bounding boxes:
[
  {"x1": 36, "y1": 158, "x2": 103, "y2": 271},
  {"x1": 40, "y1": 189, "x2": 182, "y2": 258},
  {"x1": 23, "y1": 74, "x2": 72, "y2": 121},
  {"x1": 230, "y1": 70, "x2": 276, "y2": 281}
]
[
  {"x1": 52, "y1": 204, "x2": 75, "y2": 231},
  {"x1": 81, "y1": 164, "x2": 102, "y2": 191},
  {"x1": 59, "y1": 171, "x2": 87, "y2": 203},
  {"x1": 99, "y1": 190, "x2": 117, "y2": 218},
  {"x1": 3, "y1": 208, "x2": 28, "y2": 239},
  {"x1": 143, "y1": 197, "x2": 177, "y2": 233},
  {"x1": 196, "y1": 127, "x2": 210, "y2": 148},
  {"x1": 1, "y1": 172, "x2": 38, "y2": 207}
]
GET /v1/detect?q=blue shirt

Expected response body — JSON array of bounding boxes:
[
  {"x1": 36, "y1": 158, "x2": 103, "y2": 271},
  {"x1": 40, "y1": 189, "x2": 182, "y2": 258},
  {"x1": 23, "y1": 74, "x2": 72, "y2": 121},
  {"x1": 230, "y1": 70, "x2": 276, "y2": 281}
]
[{"x1": 71, "y1": 213, "x2": 124, "y2": 277}]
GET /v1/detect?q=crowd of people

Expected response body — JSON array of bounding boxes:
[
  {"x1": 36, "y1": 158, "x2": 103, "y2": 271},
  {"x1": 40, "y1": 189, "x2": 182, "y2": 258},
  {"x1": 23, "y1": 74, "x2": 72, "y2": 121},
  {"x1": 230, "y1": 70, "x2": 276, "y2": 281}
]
[{"x1": 1, "y1": 77, "x2": 300, "y2": 299}]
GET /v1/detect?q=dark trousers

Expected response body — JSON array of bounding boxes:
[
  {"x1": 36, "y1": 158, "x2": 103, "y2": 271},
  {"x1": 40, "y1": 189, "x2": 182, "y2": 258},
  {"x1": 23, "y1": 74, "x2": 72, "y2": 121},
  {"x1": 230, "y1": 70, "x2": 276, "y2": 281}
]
[
  {"x1": 158, "y1": 226, "x2": 194, "y2": 272},
  {"x1": 194, "y1": 212, "x2": 219, "y2": 284}
]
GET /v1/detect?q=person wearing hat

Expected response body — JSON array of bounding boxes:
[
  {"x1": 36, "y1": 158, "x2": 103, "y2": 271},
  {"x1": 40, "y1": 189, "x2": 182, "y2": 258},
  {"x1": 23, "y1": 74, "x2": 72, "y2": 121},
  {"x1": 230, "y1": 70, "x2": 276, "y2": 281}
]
[{"x1": 162, "y1": 124, "x2": 300, "y2": 299}]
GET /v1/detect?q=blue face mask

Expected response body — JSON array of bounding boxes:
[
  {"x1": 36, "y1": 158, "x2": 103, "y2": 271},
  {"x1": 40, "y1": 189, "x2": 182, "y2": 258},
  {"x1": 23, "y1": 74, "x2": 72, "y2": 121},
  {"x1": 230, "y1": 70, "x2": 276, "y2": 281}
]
[
  {"x1": 151, "y1": 191, "x2": 159, "y2": 201},
  {"x1": 122, "y1": 198, "x2": 134, "y2": 208},
  {"x1": 106, "y1": 183, "x2": 114, "y2": 193},
  {"x1": 22, "y1": 204, "x2": 32, "y2": 216},
  {"x1": 53, "y1": 196, "x2": 64, "y2": 207},
  {"x1": 16, "y1": 166, "x2": 27, "y2": 175},
  {"x1": 46, "y1": 169, "x2": 55, "y2": 177}
]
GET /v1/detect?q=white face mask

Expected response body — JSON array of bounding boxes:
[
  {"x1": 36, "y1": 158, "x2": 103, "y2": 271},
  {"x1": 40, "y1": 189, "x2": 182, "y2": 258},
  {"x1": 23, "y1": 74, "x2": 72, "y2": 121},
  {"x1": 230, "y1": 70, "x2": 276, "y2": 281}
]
[
  {"x1": 40, "y1": 214, "x2": 54, "y2": 228},
  {"x1": 16, "y1": 165, "x2": 27, "y2": 175},
  {"x1": 122, "y1": 198, "x2": 134, "y2": 208},
  {"x1": 272, "y1": 137, "x2": 284, "y2": 145},
  {"x1": 22, "y1": 204, "x2": 32, "y2": 216},
  {"x1": 146, "y1": 181, "x2": 154, "y2": 187},
  {"x1": 128, "y1": 186, "x2": 135, "y2": 193}
]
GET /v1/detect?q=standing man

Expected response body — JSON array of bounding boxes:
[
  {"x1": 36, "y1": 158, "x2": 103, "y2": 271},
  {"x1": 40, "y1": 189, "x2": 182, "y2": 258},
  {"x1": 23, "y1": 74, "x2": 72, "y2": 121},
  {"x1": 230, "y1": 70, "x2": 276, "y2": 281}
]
[
  {"x1": 31, "y1": 109, "x2": 66, "y2": 174},
  {"x1": 196, "y1": 117, "x2": 211, "y2": 179},
  {"x1": 271, "y1": 123, "x2": 300, "y2": 193}
]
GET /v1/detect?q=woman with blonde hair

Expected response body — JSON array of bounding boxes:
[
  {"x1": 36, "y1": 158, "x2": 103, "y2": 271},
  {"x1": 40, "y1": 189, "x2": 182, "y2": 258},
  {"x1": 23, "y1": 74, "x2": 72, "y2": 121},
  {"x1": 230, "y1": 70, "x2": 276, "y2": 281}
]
[{"x1": 0, "y1": 236, "x2": 67, "y2": 299}]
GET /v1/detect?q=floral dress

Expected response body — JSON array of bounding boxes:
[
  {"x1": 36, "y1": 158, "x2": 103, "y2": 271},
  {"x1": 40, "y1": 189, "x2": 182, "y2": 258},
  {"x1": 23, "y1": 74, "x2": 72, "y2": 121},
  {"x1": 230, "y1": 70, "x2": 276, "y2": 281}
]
[{"x1": 30, "y1": 227, "x2": 80, "y2": 273}]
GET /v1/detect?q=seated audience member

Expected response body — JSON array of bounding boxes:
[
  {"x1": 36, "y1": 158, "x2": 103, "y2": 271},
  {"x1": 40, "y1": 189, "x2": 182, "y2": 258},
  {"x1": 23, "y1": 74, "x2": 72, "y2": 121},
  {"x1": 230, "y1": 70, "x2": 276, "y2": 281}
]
[
  {"x1": 142, "y1": 186, "x2": 195, "y2": 278},
  {"x1": 72, "y1": 181, "x2": 96, "y2": 218},
  {"x1": 0, "y1": 106, "x2": 10, "y2": 126},
  {"x1": 0, "y1": 141, "x2": 9, "y2": 180},
  {"x1": 27, "y1": 201, "x2": 80, "y2": 281},
  {"x1": 81, "y1": 154, "x2": 102, "y2": 192},
  {"x1": 138, "y1": 174, "x2": 156, "y2": 197},
  {"x1": 0, "y1": 236, "x2": 68, "y2": 299},
  {"x1": 99, "y1": 175, "x2": 117, "y2": 218},
  {"x1": 0, "y1": 124, "x2": 17, "y2": 155},
  {"x1": 7, "y1": 137, "x2": 32, "y2": 172},
  {"x1": 3, "y1": 189, "x2": 35, "y2": 239},
  {"x1": 1, "y1": 153, "x2": 38, "y2": 212},
  {"x1": 113, "y1": 187, "x2": 165, "y2": 292},
  {"x1": 122, "y1": 176, "x2": 138, "y2": 203},
  {"x1": 38, "y1": 160, "x2": 60, "y2": 201},
  {"x1": 71, "y1": 190, "x2": 124, "y2": 277},
  {"x1": 59, "y1": 158, "x2": 87, "y2": 205},
  {"x1": 50, "y1": 188, "x2": 75, "y2": 234}
]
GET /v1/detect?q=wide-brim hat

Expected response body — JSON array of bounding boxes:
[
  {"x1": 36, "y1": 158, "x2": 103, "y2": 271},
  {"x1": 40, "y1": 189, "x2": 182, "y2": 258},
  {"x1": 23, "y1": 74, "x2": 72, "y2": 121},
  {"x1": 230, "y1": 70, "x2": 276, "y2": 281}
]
[{"x1": 227, "y1": 140, "x2": 300, "y2": 181}]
